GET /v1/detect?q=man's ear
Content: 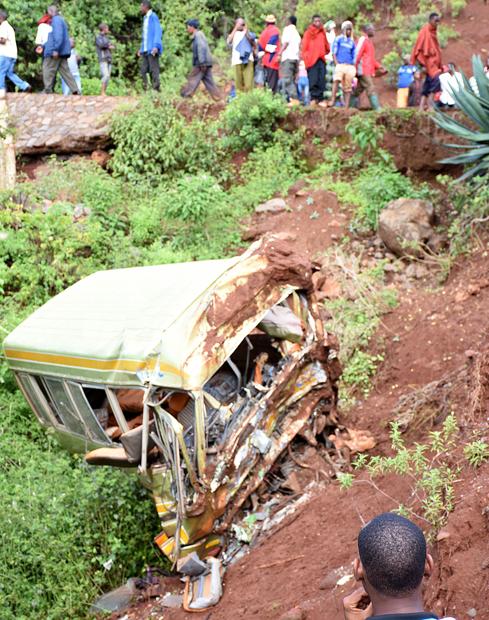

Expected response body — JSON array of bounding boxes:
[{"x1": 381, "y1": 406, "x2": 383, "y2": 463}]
[
  {"x1": 424, "y1": 553, "x2": 434, "y2": 578},
  {"x1": 353, "y1": 558, "x2": 365, "y2": 582}
]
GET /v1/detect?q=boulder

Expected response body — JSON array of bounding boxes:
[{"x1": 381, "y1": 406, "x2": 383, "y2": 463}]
[
  {"x1": 91, "y1": 149, "x2": 111, "y2": 168},
  {"x1": 255, "y1": 197, "x2": 287, "y2": 214},
  {"x1": 378, "y1": 198, "x2": 435, "y2": 258}
]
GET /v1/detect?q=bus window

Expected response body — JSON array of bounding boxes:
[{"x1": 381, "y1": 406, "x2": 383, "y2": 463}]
[{"x1": 67, "y1": 383, "x2": 111, "y2": 445}]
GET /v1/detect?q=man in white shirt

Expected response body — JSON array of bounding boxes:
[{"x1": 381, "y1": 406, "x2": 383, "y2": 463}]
[
  {"x1": 0, "y1": 10, "x2": 30, "y2": 94},
  {"x1": 439, "y1": 62, "x2": 463, "y2": 107},
  {"x1": 226, "y1": 17, "x2": 255, "y2": 92},
  {"x1": 279, "y1": 15, "x2": 301, "y2": 105}
]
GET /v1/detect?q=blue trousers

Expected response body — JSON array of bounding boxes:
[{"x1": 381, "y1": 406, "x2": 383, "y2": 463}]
[{"x1": 0, "y1": 56, "x2": 29, "y2": 90}]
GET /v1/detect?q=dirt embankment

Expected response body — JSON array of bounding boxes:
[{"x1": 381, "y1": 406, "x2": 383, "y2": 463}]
[{"x1": 116, "y1": 185, "x2": 489, "y2": 620}]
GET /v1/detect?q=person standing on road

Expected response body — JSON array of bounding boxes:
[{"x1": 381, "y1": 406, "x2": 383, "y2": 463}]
[
  {"x1": 0, "y1": 10, "x2": 30, "y2": 93},
  {"x1": 258, "y1": 15, "x2": 281, "y2": 94},
  {"x1": 226, "y1": 17, "x2": 255, "y2": 93},
  {"x1": 96, "y1": 23, "x2": 114, "y2": 95},
  {"x1": 278, "y1": 15, "x2": 301, "y2": 106},
  {"x1": 301, "y1": 15, "x2": 330, "y2": 107},
  {"x1": 329, "y1": 20, "x2": 355, "y2": 108},
  {"x1": 138, "y1": 0, "x2": 162, "y2": 91},
  {"x1": 42, "y1": 5, "x2": 79, "y2": 94},
  {"x1": 354, "y1": 24, "x2": 386, "y2": 110},
  {"x1": 61, "y1": 37, "x2": 81, "y2": 95},
  {"x1": 181, "y1": 19, "x2": 220, "y2": 100},
  {"x1": 411, "y1": 12, "x2": 442, "y2": 110}
]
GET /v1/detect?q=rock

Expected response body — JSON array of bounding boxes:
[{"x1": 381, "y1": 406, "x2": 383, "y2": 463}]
[
  {"x1": 311, "y1": 271, "x2": 326, "y2": 291},
  {"x1": 467, "y1": 608, "x2": 477, "y2": 618},
  {"x1": 405, "y1": 263, "x2": 428, "y2": 280},
  {"x1": 255, "y1": 198, "x2": 287, "y2": 214},
  {"x1": 279, "y1": 607, "x2": 305, "y2": 620},
  {"x1": 320, "y1": 278, "x2": 342, "y2": 299},
  {"x1": 378, "y1": 198, "x2": 436, "y2": 258},
  {"x1": 90, "y1": 580, "x2": 137, "y2": 614},
  {"x1": 91, "y1": 149, "x2": 111, "y2": 168},
  {"x1": 160, "y1": 593, "x2": 184, "y2": 609}
]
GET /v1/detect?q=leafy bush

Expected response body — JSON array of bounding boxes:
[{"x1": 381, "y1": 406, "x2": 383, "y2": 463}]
[
  {"x1": 0, "y1": 420, "x2": 159, "y2": 620},
  {"x1": 229, "y1": 133, "x2": 303, "y2": 210},
  {"x1": 342, "y1": 416, "x2": 460, "y2": 536},
  {"x1": 440, "y1": 176, "x2": 489, "y2": 256},
  {"x1": 110, "y1": 96, "x2": 225, "y2": 183},
  {"x1": 221, "y1": 89, "x2": 288, "y2": 152}
]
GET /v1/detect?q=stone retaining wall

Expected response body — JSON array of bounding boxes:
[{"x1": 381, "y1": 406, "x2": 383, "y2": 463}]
[{"x1": 7, "y1": 93, "x2": 137, "y2": 155}]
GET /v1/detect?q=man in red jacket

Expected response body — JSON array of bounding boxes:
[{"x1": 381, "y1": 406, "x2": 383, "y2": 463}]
[
  {"x1": 354, "y1": 23, "x2": 386, "y2": 110},
  {"x1": 258, "y1": 14, "x2": 281, "y2": 93},
  {"x1": 301, "y1": 14, "x2": 329, "y2": 106},
  {"x1": 411, "y1": 13, "x2": 442, "y2": 110}
]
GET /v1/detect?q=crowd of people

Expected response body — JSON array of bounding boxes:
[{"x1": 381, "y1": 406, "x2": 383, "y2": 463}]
[{"x1": 0, "y1": 2, "x2": 487, "y2": 112}]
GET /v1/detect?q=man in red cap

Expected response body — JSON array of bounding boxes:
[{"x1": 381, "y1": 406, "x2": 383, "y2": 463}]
[
  {"x1": 301, "y1": 14, "x2": 329, "y2": 106},
  {"x1": 258, "y1": 15, "x2": 281, "y2": 93}
]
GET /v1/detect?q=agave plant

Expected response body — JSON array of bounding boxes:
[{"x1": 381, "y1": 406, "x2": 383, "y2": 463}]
[{"x1": 434, "y1": 55, "x2": 489, "y2": 181}]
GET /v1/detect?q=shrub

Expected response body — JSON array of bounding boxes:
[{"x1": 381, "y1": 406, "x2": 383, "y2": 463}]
[
  {"x1": 221, "y1": 89, "x2": 288, "y2": 152},
  {"x1": 229, "y1": 134, "x2": 303, "y2": 210},
  {"x1": 110, "y1": 96, "x2": 225, "y2": 183},
  {"x1": 0, "y1": 425, "x2": 159, "y2": 620},
  {"x1": 342, "y1": 416, "x2": 460, "y2": 536}
]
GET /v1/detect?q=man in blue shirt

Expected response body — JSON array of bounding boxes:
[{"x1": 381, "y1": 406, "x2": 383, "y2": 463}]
[
  {"x1": 42, "y1": 5, "x2": 79, "y2": 94},
  {"x1": 329, "y1": 20, "x2": 356, "y2": 108},
  {"x1": 138, "y1": 1, "x2": 162, "y2": 91},
  {"x1": 397, "y1": 54, "x2": 417, "y2": 108}
]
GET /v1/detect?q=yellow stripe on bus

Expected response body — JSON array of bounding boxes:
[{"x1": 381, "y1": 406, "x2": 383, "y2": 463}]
[{"x1": 4, "y1": 348, "x2": 183, "y2": 377}]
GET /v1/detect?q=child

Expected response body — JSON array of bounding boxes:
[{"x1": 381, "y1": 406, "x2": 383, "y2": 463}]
[
  {"x1": 296, "y1": 59, "x2": 310, "y2": 105},
  {"x1": 397, "y1": 53, "x2": 417, "y2": 108},
  {"x1": 342, "y1": 513, "x2": 456, "y2": 620},
  {"x1": 408, "y1": 69, "x2": 423, "y2": 107}
]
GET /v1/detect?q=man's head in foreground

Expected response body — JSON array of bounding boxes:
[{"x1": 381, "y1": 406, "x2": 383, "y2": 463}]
[{"x1": 346, "y1": 512, "x2": 434, "y2": 618}]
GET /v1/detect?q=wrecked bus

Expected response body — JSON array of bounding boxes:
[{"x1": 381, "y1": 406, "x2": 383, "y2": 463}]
[{"x1": 3, "y1": 235, "x2": 340, "y2": 565}]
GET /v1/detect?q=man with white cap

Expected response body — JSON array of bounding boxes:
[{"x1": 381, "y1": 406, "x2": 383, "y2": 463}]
[
  {"x1": 258, "y1": 14, "x2": 281, "y2": 93},
  {"x1": 329, "y1": 20, "x2": 355, "y2": 107}
]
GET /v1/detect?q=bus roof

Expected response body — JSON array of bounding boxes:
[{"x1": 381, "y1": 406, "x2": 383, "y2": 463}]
[{"x1": 3, "y1": 236, "x2": 312, "y2": 389}]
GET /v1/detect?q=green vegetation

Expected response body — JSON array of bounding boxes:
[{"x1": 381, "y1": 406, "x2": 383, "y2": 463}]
[
  {"x1": 312, "y1": 115, "x2": 431, "y2": 231},
  {"x1": 0, "y1": 92, "x2": 310, "y2": 618},
  {"x1": 321, "y1": 251, "x2": 397, "y2": 405},
  {"x1": 464, "y1": 440, "x2": 489, "y2": 467},
  {"x1": 435, "y1": 56, "x2": 489, "y2": 181},
  {"x1": 221, "y1": 89, "x2": 289, "y2": 152},
  {"x1": 340, "y1": 415, "x2": 488, "y2": 537},
  {"x1": 295, "y1": 0, "x2": 372, "y2": 30},
  {"x1": 340, "y1": 416, "x2": 460, "y2": 536}
]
